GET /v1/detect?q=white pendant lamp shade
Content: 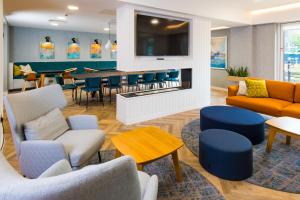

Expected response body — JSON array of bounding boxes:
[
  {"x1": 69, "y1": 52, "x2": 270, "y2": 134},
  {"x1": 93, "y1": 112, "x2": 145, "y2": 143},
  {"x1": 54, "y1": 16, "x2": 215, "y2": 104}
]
[{"x1": 105, "y1": 39, "x2": 112, "y2": 49}]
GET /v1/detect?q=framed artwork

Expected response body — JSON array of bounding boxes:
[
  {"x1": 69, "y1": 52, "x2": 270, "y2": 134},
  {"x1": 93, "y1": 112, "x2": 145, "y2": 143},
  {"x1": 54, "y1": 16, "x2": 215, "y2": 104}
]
[
  {"x1": 90, "y1": 39, "x2": 102, "y2": 59},
  {"x1": 40, "y1": 36, "x2": 54, "y2": 59},
  {"x1": 211, "y1": 36, "x2": 227, "y2": 69},
  {"x1": 111, "y1": 40, "x2": 117, "y2": 60},
  {"x1": 67, "y1": 37, "x2": 80, "y2": 59}
]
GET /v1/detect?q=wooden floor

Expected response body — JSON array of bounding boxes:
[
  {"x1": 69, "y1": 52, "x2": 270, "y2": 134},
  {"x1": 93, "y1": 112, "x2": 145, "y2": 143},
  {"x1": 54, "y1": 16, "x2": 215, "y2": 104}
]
[{"x1": 2, "y1": 89, "x2": 300, "y2": 200}]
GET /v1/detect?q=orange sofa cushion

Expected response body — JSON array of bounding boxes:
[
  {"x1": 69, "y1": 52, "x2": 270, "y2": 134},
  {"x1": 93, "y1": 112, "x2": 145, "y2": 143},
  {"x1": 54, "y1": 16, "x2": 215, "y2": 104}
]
[
  {"x1": 294, "y1": 83, "x2": 300, "y2": 103},
  {"x1": 266, "y1": 80, "x2": 295, "y2": 102},
  {"x1": 281, "y1": 103, "x2": 300, "y2": 118},
  {"x1": 226, "y1": 96, "x2": 292, "y2": 116}
]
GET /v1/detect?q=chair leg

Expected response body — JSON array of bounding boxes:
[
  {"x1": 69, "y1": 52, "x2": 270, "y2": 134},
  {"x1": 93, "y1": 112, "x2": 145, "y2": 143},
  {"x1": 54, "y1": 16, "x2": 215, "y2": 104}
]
[
  {"x1": 98, "y1": 151, "x2": 102, "y2": 163},
  {"x1": 22, "y1": 81, "x2": 27, "y2": 92},
  {"x1": 75, "y1": 88, "x2": 78, "y2": 102},
  {"x1": 86, "y1": 92, "x2": 89, "y2": 109},
  {"x1": 79, "y1": 90, "x2": 82, "y2": 105},
  {"x1": 109, "y1": 88, "x2": 112, "y2": 104},
  {"x1": 35, "y1": 81, "x2": 39, "y2": 89},
  {"x1": 72, "y1": 89, "x2": 74, "y2": 101}
]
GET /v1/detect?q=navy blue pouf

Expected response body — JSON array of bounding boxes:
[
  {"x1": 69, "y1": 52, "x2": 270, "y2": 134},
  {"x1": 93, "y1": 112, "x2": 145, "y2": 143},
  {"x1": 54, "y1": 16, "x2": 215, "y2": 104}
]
[
  {"x1": 199, "y1": 129, "x2": 253, "y2": 181},
  {"x1": 200, "y1": 106, "x2": 265, "y2": 145}
]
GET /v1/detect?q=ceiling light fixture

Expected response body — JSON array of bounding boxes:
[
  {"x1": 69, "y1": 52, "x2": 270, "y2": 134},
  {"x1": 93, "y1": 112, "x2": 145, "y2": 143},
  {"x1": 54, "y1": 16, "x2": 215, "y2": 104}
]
[
  {"x1": 105, "y1": 23, "x2": 112, "y2": 49},
  {"x1": 50, "y1": 22, "x2": 59, "y2": 26},
  {"x1": 150, "y1": 18, "x2": 159, "y2": 25},
  {"x1": 211, "y1": 26, "x2": 230, "y2": 31},
  {"x1": 251, "y1": 2, "x2": 300, "y2": 15},
  {"x1": 56, "y1": 16, "x2": 66, "y2": 20},
  {"x1": 68, "y1": 5, "x2": 79, "y2": 11}
]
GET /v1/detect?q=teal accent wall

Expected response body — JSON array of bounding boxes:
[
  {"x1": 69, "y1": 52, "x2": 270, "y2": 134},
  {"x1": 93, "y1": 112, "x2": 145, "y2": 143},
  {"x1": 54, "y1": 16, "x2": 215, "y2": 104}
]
[{"x1": 9, "y1": 26, "x2": 116, "y2": 62}]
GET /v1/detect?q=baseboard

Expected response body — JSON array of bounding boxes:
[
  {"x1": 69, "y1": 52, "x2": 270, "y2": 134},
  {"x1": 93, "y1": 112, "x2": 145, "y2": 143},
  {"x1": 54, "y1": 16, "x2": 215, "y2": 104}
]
[{"x1": 211, "y1": 86, "x2": 227, "y2": 92}]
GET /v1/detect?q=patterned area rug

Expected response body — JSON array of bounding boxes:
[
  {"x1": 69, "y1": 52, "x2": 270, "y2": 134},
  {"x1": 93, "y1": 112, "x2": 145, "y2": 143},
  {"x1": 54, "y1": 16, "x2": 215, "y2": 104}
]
[
  {"x1": 100, "y1": 150, "x2": 225, "y2": 200},
  {"x1": 181, "y1": 119, "x2": 300, "y2": 194}
]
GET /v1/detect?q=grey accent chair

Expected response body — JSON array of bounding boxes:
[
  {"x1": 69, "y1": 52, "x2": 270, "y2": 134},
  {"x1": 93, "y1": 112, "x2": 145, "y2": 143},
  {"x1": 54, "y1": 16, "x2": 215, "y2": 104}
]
[
  {"x1": 4, "y1": 84, "x2": 105, "y2": 178},
  {"x1": 0, "y1": 152, "x2": 158, "y2": 200}
]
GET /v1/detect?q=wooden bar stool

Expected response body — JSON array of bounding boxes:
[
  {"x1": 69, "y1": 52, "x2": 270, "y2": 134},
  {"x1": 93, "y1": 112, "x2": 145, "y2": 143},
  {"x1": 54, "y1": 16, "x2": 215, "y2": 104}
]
[{"x1": 22, "y1": 72, "x2": 39, "y2": 92}]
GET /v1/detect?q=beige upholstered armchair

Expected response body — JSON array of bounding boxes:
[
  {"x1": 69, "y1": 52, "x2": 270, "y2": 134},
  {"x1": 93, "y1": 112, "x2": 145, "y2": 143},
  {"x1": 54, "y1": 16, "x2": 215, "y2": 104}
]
[
  {"x1": 0, "y1": 152, "x2": 158, "y2": 200},
  {"x1": 4, "y1": 84, "x2": 105, "y2": 178}
]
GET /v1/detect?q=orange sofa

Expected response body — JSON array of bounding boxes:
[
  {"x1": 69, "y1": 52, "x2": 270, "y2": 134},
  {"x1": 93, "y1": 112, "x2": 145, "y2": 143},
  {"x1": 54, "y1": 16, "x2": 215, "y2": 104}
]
[{"x1": 226, "y1": 80, "x2": 300, "y2": 119}]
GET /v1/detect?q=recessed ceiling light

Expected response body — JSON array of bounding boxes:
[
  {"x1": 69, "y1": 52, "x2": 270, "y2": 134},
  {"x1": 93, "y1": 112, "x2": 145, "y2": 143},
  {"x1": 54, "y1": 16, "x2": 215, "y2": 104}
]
[
  {"x1": 251, "y1": 2, "x2": 300, "y2": 15},
  {"x1": 150, "y1": 18, "x2": 159, "y2": 25},
  {"x1": 211, "y1": 26, "x2": 230, "y2": 31},
  {"x1": 104, "y1": 27, "x2": 110, "y2": 31},
  {"x1": 50, "y1": 22, "x2": 59, "y2": 26},
  {"x1": 68, "y1": 5, "x2": 79, "y2": 11},
  {"x1": 56, "y1": 16, "x2": 66, "y2": 20}
]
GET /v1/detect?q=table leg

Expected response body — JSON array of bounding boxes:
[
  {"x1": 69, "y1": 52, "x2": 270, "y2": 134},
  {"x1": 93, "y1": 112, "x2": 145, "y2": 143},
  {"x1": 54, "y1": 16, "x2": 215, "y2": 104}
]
[
  {"x1": 286, "y1": 136, "x2": 291, "y2": 145},
  {"x1": 115, "y1": 149, "x2": 122, "y2": 158},
  {"x1": 266, "y1": 128, "x2": 277, "y2": 153},
  {"x1": 137, "y1": 164, "x2": 144, "y2": 171},
  {"x1": 171, "y1": 150, "x2": 183, "y2": 182},
  {"x1": 39, "y1": 74, "x2": 46, "y2": 87}
]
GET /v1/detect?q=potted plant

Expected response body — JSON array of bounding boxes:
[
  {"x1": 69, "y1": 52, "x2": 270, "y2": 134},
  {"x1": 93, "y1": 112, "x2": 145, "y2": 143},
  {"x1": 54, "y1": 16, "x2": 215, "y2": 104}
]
[{"x1": 226, "y1": 66, "x2": 249, "y2": 82}]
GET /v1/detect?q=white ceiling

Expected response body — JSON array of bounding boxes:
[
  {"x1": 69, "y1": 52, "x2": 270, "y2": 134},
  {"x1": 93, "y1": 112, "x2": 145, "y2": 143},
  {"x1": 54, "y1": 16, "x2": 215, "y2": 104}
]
[
  {"x1": 4, "y1": 0, "x2": 300, "y2": 33},
  {"x1": 4, "y1": 0, "x2": 120, "y2": 33}
]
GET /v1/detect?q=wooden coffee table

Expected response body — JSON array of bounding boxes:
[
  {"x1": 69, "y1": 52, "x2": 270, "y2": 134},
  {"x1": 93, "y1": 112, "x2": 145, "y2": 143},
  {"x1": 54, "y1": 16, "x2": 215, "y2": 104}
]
[
  {"x1": 266, "y1": 117, "x2": 300, "y2": 152},
  {"x1": 111, "y1": 126, "x2": 184, "y2": 182}
]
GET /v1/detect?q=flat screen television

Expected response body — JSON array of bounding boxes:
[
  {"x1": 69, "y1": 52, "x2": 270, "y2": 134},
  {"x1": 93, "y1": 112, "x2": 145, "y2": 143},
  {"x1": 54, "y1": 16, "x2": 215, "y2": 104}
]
[{"x1": 136, "y1": 14, "x2": 189, "y2": 56}]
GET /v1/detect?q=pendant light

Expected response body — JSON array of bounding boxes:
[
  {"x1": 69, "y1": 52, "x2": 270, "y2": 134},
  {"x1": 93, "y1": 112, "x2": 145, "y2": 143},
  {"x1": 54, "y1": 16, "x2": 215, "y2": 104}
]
[{"x1": 105, "y1": 23, "x2": 112, "y2": 49}]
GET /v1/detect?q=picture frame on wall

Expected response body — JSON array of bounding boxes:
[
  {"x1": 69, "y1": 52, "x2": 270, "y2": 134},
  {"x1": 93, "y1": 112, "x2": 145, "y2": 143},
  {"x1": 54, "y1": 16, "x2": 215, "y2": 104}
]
[
  {"x1": 40, "y1": 36, "x2": 55, "y2": 59},
  {"x1": 67, "y1": 37, "x2": 80, "y2": 59},
  {"x1": 211, "y1": 36, "x2": 227, "y2": 69},
  {"x1": 90, "y1": 39, "x2": 102, "y2": 59}
]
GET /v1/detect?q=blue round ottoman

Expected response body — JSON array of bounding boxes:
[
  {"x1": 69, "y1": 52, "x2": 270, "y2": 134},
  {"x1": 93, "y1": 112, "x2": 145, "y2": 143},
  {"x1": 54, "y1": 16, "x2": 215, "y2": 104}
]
[
  {"x1": 200, "y1": 106, "x2": 265, "y2": 144},
  {"x1": 199, "y1": 129, "x2": 253, "y2": 181}
]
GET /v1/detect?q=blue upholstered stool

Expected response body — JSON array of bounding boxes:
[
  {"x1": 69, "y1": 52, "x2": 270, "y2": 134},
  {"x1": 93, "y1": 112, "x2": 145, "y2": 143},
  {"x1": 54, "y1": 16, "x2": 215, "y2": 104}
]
[
  {"x1": 200, "y1": 106, "x2": 265, "y2": 145},
  {"x1": 199, "y1": 129, "x2": 253, "y2": 181}
]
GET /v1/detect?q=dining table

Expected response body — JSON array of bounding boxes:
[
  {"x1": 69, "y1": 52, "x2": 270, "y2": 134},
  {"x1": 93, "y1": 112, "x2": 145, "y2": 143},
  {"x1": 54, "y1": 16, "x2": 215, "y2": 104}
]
[{"x1": 37, "y1": 69, "x2": 66, "y2": 87}]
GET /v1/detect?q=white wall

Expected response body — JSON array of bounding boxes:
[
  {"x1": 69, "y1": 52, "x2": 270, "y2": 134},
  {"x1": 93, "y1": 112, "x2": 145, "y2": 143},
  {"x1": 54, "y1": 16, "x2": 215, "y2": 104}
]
[
  {"x1": 116, "y1": 4, "x2": 211, "y2": 124},
  {"x1": 0, "y1": 0, "x2": 3, "y2": 114}
]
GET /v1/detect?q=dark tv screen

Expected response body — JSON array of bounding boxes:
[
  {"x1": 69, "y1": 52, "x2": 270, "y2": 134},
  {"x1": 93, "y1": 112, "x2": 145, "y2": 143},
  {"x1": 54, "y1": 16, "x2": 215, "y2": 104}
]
[{"x1": 136, "y1": 14, "x2": 189, "y2": 56}]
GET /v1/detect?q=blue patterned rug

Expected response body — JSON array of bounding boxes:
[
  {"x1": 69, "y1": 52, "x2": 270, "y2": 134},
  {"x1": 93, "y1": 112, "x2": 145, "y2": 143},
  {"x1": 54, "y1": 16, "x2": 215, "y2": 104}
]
[
  {"x1": 100, "y1": 150, "x2": 225, "y2": 200},
  {"x1": 181, "y1": 119, "x2": 300, "y2": 194}
]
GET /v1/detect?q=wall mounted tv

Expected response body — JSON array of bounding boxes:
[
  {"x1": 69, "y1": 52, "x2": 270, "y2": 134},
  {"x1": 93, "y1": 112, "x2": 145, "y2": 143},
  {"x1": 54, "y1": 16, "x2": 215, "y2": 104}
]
[{"x1": 136, "y1": 13, "x2": 190, "y2": 56}]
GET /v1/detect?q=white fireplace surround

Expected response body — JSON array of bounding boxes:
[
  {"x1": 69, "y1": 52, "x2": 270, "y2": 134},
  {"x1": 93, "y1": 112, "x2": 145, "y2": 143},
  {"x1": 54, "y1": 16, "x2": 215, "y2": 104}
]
[{"x1": 116, "y1": 4, "x2": 211, "y2": 125}]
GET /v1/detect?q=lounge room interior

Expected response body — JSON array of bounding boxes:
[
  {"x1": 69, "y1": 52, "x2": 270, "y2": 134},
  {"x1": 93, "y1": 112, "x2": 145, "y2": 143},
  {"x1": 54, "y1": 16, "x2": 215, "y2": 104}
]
[{"x1": 0, "y1": 0, "x2": 299, "y2": 200}]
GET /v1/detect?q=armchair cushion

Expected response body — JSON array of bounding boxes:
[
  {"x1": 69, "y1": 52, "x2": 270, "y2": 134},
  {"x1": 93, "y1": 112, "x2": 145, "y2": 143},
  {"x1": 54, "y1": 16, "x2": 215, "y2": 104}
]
[
  {"x1": 24, "y1": 108, "x2": 69, "y2": 140},
  {"x1": 67, "y1": 115, "x2": 99, "y2": 130},
  {"x1": 138, "y1": 171, "x2": 158, "y2": 200},
  {"x1": 55, "y1": 129, "x2": 105, "y2": 167}
]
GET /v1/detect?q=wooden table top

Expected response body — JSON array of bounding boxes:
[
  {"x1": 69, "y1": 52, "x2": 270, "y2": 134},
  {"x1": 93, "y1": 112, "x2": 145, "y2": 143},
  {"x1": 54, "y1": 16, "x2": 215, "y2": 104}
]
[
  {"x1": 111, "y1": 126, "x2": 183, "y2": 164},
  {"x1": 266, "y1": 117, "x2": 300, "y2": 136},
  {"x1": 72, "y1": 70, "x2": 173, "y2": 80}
]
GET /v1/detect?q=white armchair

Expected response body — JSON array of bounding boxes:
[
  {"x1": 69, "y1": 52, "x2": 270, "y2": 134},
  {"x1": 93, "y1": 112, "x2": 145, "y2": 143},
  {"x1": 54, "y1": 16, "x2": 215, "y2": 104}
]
[
  {"x1": 4, "y1": 84, "x2": 105, "y2": 178},
  {"x1": 0, "y1": 152, "x2": 158, "y2": 200}
]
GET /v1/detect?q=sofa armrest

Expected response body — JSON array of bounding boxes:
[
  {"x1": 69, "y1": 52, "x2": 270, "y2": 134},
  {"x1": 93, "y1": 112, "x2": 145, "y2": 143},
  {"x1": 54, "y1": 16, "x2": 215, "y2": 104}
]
[
  {"x1": 67, "y1": 115, "x2": 99, "y2": 130},
  {"x1": 38, "y1": 159, "x2": 72, "y2": 178},
  {"x1": 20, "y1": 140, "x2": 67, "y2": 178},
  {"x1": 228, "y1": 85, "x2": 239, "y2": 97},
  {"x1": 143, "y1": 175, "x2": 158, "y2": 200}
]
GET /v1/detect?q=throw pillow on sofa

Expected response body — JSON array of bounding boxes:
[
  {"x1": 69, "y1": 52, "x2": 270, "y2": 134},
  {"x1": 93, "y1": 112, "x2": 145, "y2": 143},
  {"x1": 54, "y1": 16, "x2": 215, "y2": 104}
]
[
  {"x1": 24, "y1": 108, "x2": 69, "y2": 140},
  {"x1": 20, "y1": 64, "x2": 35, "y2": 75},
  {"x1": 13, "y1": 65, "x2": 22, "y2": 76},
  {"x1": 237, "y1": 81, "x2": 247, "y2": 96},
  {"x1": 245, "y1": 79, "x2": 269, "y2": 98}
]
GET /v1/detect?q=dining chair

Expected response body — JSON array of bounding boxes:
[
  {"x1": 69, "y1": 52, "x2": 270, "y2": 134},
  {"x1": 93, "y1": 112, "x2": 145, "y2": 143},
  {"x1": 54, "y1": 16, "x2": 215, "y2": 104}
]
[
  {"x1": 79, "y1": 77, "x2": 103, "y2": 109},
  {"x1": 141, "y1": 73, "x2": 155, "y2": 90},
  {"x1": 63, "y1": 68, "x2": 77, "y2": 83},
  {"x1": 55, "y1": 75, "x2": 78, "y2": 101},
  {"x1": 22, "y1": 72, "x2": 39, "y2": 92},
  {"x1": 165, "y1": 70, "x2": 180, "y2": 87},
  {"x1": 127, "y1": 74, "x2": 140, "y2": 92},
  {"x1": 104, "y1": 76, "x2": 122, "y2": 104},
  {"x1": 154, "y1": 72, "x2": 167, "y2": 88}
]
